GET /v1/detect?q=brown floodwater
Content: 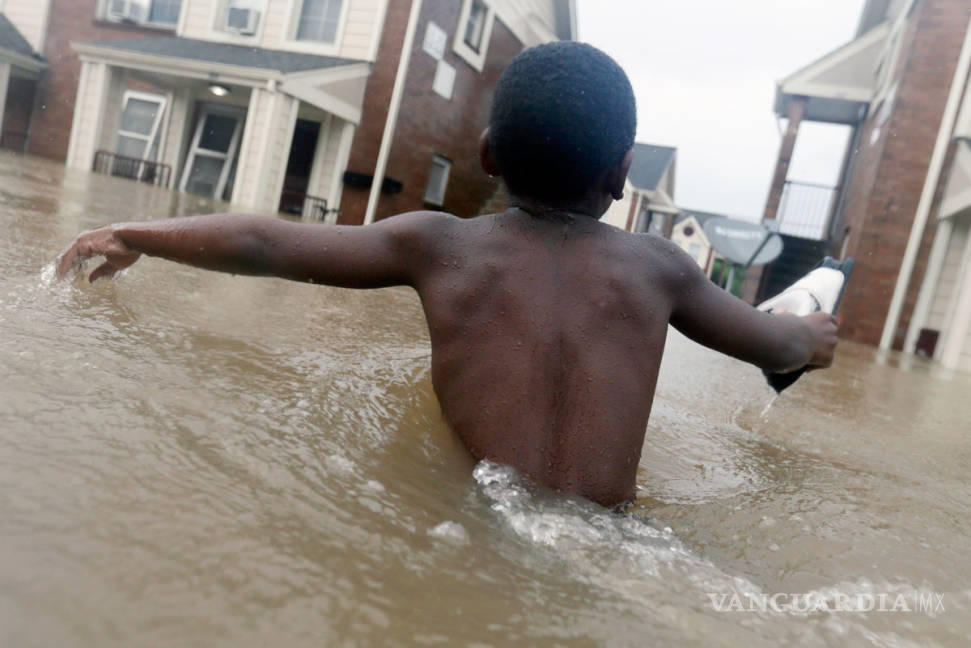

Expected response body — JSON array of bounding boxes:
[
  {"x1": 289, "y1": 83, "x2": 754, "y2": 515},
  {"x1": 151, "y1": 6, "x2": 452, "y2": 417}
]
[{"x1": 1, "y1": 150, "x2": 970, "y2": 647}]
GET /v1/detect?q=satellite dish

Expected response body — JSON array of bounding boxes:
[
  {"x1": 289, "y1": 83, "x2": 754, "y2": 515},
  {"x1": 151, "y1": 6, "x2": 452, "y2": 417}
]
[{"x1": 702, "y1": 217, "x2": 783, "y2": 267}]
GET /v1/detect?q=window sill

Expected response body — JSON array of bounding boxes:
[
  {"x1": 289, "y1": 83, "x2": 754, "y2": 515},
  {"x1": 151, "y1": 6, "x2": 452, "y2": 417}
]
[{"x1": 94, "y1": 19, "x2": 177, "y2": 34}]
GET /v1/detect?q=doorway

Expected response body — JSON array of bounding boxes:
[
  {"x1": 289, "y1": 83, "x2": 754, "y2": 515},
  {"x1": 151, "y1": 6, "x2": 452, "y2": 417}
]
[
  {"x1": 278, "y1": 119, "x2": 321, "y2": 216},
  {"x1": 180, "y1": 105, "x2": 244, "y2": 199}
]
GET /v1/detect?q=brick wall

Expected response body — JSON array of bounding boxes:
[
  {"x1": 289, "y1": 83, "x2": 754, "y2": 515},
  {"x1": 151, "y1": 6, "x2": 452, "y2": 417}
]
[
  {"x1": 26, "y1": 0, "x2": 168, "y2": 160},
  {"x1": 339, "y1": 0, "x2": 516, "y2": 224},
  {"x1": 835, "y1": 0, "x2": 968, "y2": 347}
]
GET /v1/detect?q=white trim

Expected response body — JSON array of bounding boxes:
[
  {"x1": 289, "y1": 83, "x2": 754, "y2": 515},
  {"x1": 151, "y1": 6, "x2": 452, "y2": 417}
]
[
  {"x1": 280, "y1": 0, "x2": 349, "y2": 58},
  {"x1": 327, "y1": 119, "x2": 354, "y2": 224},
  {"x1": 423, "y1": 154, "x2": 451, "y2": 206},
  {"x1": 903, "y1": 217, "x2": 955, "y2": 353},
  {"x1": 0, "y1": 49, "x2": 46, "y2": 77},
  {"x1": 367, "y1": 0, "x2": 390, "y2": 63},
  {"x1": 880, "y1": 18, "x2": 971, "y2": 350},
  {"x1": 453, "y1": 0, "x2": 495, "y2": 73},
  {"x1": 279, "y1": 80, "x2": 361, "y2": 123},
  {"x1": 76, "y1": 46, "x2": 276, "y2": 87},
  {"x1": 364, "y1": 0, "x2": 424, "y2": 225},
  {"x1": 253, "y1": 89, "x2": 279, "y2": 208}
]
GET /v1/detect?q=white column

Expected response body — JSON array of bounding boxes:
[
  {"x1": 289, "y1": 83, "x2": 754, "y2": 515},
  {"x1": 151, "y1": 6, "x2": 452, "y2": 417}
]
[
  {"x1": 65, "y1": 61, "x2": 112, "y2": 170},
  {"x1": 939, "y1": 224, "x2": 971, "y2": 368},
  {"x1": 327, "y1": 120, "x2": 356, "y2": 224}
]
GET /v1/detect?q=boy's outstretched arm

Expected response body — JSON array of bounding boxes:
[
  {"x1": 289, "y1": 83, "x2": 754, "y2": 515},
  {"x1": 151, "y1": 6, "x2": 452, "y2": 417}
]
[
  {"x1": 55, "y1": 211, "x2": 448, "y2": 288},
  {"x1": 662, "y1": 240, "x2": 837, "y2": 373}
]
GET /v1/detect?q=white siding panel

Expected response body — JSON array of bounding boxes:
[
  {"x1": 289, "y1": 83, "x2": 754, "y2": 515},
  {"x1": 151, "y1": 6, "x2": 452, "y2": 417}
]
[
  {"x1": 232, "y1": 88, "x2": 272, "y2": 206},
  {"x1": 180, "y1": 1, "x2": 214, "y2": 40},
  {"x1": 260, "y1": 0, "x2": 291, "y2": 50},
  {"x1": 928, "y1": 218, "x2": 970, "y2": 330},
  {"x1": 2, "y1": 0, "x2": 51, "y2": 52}
]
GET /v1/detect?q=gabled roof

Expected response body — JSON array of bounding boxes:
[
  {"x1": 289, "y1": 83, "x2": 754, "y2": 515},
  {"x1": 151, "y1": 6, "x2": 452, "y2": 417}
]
[
  {"x1": 76, "y1": 37, "x2": 362, "y2": 75},
  {"x1": 0, "y1": 13, "x2": 39, "y2": 59},
  {"x1": 628, "y1": 143, "x2": 676, "y2": 191}
]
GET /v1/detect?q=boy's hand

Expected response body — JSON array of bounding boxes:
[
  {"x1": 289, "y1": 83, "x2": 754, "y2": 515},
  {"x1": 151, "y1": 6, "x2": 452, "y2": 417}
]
[
  {"x1": 55, "y1": 226, "x2": 142, "y2": 282},
  {"x1": 802, "y1": 312, "x2": 839, "y2": 368}
]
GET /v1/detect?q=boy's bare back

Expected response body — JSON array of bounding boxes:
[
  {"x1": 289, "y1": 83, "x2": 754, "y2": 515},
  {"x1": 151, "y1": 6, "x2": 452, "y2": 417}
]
[{"x1": 54, "y1": 42, "x2": 837, "y2": 508}]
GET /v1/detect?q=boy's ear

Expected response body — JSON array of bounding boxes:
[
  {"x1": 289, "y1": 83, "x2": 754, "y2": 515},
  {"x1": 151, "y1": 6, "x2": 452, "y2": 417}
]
[
  {"x1": 607, "y1": 148, "x2": 634, "y2": 200},
  {"x1": 479, "y1": 129, "x2": 502, "y2": 178}
]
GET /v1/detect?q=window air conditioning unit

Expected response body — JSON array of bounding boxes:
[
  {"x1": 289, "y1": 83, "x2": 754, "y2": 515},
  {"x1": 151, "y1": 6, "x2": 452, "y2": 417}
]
[
  {"x1": 108, "y1": 0, "x2": 149, "y2": 23},
  {"x1": 225, "y1": 8, "x2": 260, "y2": 35}
]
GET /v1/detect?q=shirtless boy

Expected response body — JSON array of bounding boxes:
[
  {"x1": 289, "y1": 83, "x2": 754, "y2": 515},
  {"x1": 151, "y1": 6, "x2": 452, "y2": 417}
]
[{"x1": 56, "y1": 42, "x2": 837, "y2": 508}]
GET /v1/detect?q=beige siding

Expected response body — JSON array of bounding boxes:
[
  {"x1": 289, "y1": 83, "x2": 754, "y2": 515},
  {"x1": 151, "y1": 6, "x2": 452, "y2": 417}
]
[
  {"x1": 179, "y1": 0, "x2": 215, "y2": 40},
  {"x1": 2, "y1": 0, "x2": 51, "y2": 52},
  {"x1": 261, "y1": 0, "x2": 290, "y2": 48},
  {"x1": 927, "y1": 218, "x2": 969, "y2": 330},
  {"x1": 339, "y1": 0, "x2": 381, "y2": 60}
]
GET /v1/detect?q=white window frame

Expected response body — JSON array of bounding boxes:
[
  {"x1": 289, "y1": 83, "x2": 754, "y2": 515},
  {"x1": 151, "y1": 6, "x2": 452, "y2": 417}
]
[
  {"x1": 116, "y1": 90, "x2": 167, "y2": 161},
  {"x1": 100, "y1": 0, "x2": 183, "y2": 30},
  {"x1": 424, "y1": 155, "x2": 451, "y2": 206},
  {"x1": 209, "y1": 0, "x2": 266, "y2": 41},
  {"x1": 453, "y1": 0, "x2": 495, "y2": 73},
  {"x1": 179, "y1": 104, "x2": 245, "y2": 199},
  {"x1": 282, "y1": 0, "x2": 350, "y2": 56}
]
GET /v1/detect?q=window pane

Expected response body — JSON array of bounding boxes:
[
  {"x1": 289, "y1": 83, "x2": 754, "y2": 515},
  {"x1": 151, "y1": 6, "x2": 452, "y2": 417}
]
[
  {"x1": 198, "y1": 114, "x2": 238, "y2": 153},
  {"x1": 185, "y1": 155, "x2": 225, "y2": 197},
  {"x1": 149, "y1": 0, "x2": 181, "y2": 24},
  {"x1": 464, "y1": 0, "x2": 487, "y2": 52},
  {"x1": 424, "y1": 156, "x2": 450, "y2": 205},
  {"x1": 297, "y1": 0, "x2": 343, "y2": 42},
  {"x1": 117, "y1": 135, "x2": 148, "y2": 159},
  {"x1": 120, "y1": 98, "x2": 160, "y2": 136}
]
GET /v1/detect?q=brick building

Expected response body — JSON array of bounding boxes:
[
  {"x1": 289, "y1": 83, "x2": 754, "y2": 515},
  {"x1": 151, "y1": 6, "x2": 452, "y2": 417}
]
[
  {"x1": 760, "y1": 0, "x2": 971, "y2": 372},
  {"x1": 1, "y1": 0, "x2": 575, "y2": 223}
]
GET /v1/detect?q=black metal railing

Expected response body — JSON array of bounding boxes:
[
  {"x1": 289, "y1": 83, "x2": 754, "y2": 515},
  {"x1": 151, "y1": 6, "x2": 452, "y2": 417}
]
[
  {"x1": 777, "y1": 180, "x2": 838, "y2": 241},
  {"x1": 279, "y1": 190, "x2": 340, "y2": 221},
  {"x1": 92, "y1": 150, "x2": 172, "y2": 188}
]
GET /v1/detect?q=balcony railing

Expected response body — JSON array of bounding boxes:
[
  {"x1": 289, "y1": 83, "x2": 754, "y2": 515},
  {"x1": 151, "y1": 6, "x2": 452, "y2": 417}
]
[
  {"x1": 93, "y1": 150, "x2": 172, "y2": 188},
  {"x1": 777, "y1": 180, "x2": 838, "y2": 240},
  {"x1": 279, "y1": 190, "x2": 340, "y2": 222}
]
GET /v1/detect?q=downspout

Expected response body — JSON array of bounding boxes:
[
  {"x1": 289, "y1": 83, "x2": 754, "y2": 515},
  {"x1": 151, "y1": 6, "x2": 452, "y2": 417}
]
[
  {"x1": 363, "y1": 0, "x2": 424, "y2": 225},
  {"x1": 879, "y1": 17, "x2": 971, "y2": 351}
]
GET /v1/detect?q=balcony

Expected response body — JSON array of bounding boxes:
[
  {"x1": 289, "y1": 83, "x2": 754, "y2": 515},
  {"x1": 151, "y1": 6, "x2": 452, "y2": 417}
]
[{"x1": 777, "y1": 180, "x2": 837, "y2": 240}]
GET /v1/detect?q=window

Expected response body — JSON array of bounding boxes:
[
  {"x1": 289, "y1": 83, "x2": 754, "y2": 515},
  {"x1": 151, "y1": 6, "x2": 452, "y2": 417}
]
[
  {"x1": 296, "y1": 0, "x2": 344, "y2": 43},
  {"x1": 116, "y1": 91, "x2": 167, "y2": 161},
  {"x1": 453, "y1": 0, "x2": 494, "y2": 72},
  {"x1": 424, "y1": 155, "x2": 451, "y2": 206},
  {"x1": 103, "y1": 0, "x2": 182, "y2": 28},
  {"x1": 463, "y1": 0, "x2": 488, "y2": 53}
]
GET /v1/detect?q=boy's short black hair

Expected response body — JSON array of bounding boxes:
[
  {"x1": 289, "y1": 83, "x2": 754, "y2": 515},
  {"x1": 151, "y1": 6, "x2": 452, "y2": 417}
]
[{"x1": 489, "y1": 42, "x2": 636, "y2": 205}]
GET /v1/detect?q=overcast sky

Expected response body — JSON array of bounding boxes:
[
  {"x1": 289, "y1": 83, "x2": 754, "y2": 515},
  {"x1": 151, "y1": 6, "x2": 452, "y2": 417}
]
[{"x1": 577, "y1": 0, "x2": 866, "y2": 220}]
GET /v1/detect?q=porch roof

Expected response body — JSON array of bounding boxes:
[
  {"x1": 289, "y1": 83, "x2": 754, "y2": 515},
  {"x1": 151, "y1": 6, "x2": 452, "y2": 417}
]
[
  {"x1": 774, "y1": 22, "x2": 889, "y2": 124},
  {"x1": 74, "y1": 36, "x2": 363, "y2": 76},
  {"x1": 0, "y1": 13, "x2": 45, "y2": 74}
]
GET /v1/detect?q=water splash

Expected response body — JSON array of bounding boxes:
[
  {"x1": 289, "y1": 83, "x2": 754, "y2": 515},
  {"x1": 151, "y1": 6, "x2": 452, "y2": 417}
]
[{"x1": 760, "y1": 393, "x2": 780, "y2": 419}]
